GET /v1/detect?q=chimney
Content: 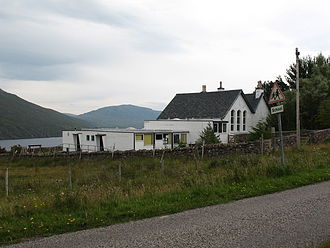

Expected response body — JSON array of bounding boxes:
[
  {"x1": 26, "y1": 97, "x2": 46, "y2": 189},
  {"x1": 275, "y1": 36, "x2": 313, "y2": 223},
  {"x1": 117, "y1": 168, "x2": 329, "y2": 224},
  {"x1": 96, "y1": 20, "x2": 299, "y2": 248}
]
[
  {"x1": 202, "y1": 85, "x2": 206, "y2": 93},
  {"x1": 255, "y1": 80, "x2": 264, "y2": 98},
  {"x1": 217, "y1": 81, "x2": 224, "y2": 91}
]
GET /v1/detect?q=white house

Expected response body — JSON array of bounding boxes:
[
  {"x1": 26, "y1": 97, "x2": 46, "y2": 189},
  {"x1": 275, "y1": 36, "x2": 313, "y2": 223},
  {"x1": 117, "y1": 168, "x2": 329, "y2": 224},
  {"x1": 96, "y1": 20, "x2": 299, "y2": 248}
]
[
  {"x1": 144, "y1": 82, "x2": 270, "y2": 144},
  {"x1": 62, "y1": 128, "x2": 189, "y2": 152}
]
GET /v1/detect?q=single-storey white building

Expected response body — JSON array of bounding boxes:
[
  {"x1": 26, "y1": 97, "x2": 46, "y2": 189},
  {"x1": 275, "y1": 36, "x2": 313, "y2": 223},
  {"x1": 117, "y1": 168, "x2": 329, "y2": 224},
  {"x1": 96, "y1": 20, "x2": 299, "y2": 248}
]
[{"x1": 62, "y1": 128, "x2": 189, "y2": 152}]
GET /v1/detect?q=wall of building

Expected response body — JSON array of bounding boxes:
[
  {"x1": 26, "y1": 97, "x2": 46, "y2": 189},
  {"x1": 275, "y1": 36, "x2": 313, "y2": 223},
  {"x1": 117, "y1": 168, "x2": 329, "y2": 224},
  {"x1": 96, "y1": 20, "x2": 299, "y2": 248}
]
[
  {"x1": 63, "y1": 131, "x2": 134, "y2": 152},
  {"x1": 104, "y1": 132, "x2": 134, "y2": 151},
  {"x1": 251, "y1": 98, "x2": 270, "y2": 128},
  {"x1": 223, "y1": 94, "x2": 253, "y2": 134},
  {"x1": 144, "y1": 120, "x2": 210, "y2": 144}
]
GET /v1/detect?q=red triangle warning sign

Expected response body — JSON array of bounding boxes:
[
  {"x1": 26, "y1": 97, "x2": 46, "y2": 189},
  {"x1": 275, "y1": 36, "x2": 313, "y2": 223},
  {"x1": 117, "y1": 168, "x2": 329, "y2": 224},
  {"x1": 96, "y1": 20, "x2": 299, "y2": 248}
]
[{"x1": 268, "y1": 82, "x2": 285, "y2": 104}]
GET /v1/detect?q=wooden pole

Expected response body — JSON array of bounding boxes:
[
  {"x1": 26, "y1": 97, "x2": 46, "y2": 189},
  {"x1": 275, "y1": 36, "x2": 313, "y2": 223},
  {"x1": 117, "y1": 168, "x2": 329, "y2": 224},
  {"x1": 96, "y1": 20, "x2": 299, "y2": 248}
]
[
  {"x1": 278, "y1": 113, "x2": 285, "y2": 168},
  {"x1": 68, "y1": 164, "x2": 72, "y2": 190},
  {"x1": 160, "y1": 150, "x2": 165, "y2": 173},
  {"x1": 5, "y1": 168, "x2": 9, "y2": 197},
  {"x1": 118, "y1": 162, "x2": 122, "y2": 182},
  {"x1": 201, "y1": 140, "x2": 205, "y2": 159},
  {"x1": 296, "y1": 48, "x2": 301, "y2": 148},
  {"x1": 260, "y1": 133, "x2": 264, "y2": 155}
]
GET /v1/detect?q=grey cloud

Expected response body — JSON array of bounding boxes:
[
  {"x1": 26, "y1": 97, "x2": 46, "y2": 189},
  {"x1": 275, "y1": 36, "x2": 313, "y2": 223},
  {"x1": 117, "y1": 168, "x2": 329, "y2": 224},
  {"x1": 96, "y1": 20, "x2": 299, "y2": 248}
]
[
  {"x1": 0, "y1": 63, "x2": 71, "y2": 81},
  {"x1": 0, "y1": 0, "x2": 182, "y2": 81}
]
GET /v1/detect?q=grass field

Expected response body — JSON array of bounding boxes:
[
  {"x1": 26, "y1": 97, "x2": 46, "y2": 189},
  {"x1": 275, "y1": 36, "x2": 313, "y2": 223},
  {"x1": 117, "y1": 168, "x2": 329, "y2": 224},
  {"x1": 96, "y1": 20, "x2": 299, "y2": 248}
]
[{"x1": 0, "y1": 144, "x2": 330, "y2": 245}]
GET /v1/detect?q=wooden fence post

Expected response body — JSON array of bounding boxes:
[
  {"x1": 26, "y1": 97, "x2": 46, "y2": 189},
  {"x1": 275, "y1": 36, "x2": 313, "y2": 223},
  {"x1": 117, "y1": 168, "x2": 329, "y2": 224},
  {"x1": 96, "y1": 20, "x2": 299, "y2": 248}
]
[
  {"x1": 271, "y1": 127, "x2": 276, "y2": 152},
  {"x1": 201, "y1": 140, "x2": 205, "y2": 159},
  {"x1": 260, "y1": 134, "x2": 264, "y2": 155},
  {"x1": 118, "y1": 162, "x2": 122, "y2": 182},
  {"x1": 160, "y1": 150, "x2": 165, "y2": 173},
  {"x1": 112, "y1": 144, "x2": 115, "y2": 159},
  {"x1": 68, "y1": 164, "x2": 72, "y2": 190},
  {"x1": 5, "y1": 168, "x2": 9, "y2": 197}
]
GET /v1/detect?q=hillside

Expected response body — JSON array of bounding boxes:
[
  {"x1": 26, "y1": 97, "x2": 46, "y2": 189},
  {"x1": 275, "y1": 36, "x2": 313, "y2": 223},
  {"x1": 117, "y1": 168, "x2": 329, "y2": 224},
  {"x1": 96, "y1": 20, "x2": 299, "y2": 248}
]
[
  {"x1": 79, "y1": 105, "x2": 161, "y2": 128},
  {"x1": 0, "y1": 89, "x2": 91, "y2": 139}
]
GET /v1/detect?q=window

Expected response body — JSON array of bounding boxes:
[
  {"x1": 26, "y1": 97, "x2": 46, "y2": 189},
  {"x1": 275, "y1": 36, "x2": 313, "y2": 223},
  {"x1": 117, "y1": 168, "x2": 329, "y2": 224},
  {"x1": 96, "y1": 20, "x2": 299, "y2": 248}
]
[
  {"x1": 180, "y1": 134, "x2": 187, "y2": 144},
  {"x1": 86, "y1": 135, "x2": 90, "y2": 141},
  {"x1": 222, "y1": 123, "x2": 227, "y2": 133},
  {"x1": 163, "y1": 134, "x2": 169, "y2": 144},
  {"x1": 156, "y1": 134, "x2": 163, "y2": 140},
  {"x1": 91, "y1": 135, "x2": 95, "y2": 141},
  {"x1": 174, "y1": 134, "x2": 180, "y2": 144},
  {"x1": 231, "y1": 110, "x2": 235, "y2": 131},
  {"x1": 237, "y1": 110, "x2": 241, "y2": 131},
  {"x1": 144, "y1": 134, "x2": 153, "y2": 146},
  {"x1": 213, "y1": 123, "x2": 218, "y2": 133},
  {"x1": 136, "y1": 134, "x2": 143, "y2": 141},
  {"x1": 243, "y1": 111, "x2": 246, "y2": 131}
]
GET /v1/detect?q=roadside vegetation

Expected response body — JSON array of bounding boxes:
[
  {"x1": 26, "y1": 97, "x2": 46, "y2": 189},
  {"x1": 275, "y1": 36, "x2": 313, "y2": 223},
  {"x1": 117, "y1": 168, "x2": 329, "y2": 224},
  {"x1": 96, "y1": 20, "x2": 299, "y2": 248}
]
[{"x1": 0, "y1": 143, "x2": 330, "y2": 245}]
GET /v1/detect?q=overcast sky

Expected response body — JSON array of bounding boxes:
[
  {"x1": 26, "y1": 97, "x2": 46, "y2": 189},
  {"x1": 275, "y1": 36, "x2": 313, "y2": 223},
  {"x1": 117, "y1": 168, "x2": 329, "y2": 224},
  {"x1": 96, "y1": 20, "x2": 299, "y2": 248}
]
[{"x1": 0, "y1": 0, "x2": 329, "y2": 114}]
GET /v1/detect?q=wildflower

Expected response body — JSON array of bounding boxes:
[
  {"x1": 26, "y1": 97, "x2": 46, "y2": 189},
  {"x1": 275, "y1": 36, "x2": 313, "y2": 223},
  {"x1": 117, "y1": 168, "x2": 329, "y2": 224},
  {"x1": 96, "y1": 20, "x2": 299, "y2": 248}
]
[
  {"x1": 24, "y1": 227, "x2": 27, "y2": 230},
  {"x1": 30, "y1": 217, "x2": 34, "y2": 220}
]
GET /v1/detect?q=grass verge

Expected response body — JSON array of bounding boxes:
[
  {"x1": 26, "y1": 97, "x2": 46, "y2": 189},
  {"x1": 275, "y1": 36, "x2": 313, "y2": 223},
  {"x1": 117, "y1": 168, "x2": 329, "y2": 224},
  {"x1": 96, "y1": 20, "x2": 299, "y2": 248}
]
[{"x1": 0, "y1": 144, "x2": 329, "y2": 245}]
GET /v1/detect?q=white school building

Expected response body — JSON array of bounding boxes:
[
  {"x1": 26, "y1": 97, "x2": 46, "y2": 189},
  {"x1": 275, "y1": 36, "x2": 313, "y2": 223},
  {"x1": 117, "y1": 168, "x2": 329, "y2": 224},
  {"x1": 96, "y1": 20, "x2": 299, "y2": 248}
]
[{"x1": 63, "y1": 82, "x2": 270, "y2": 152}]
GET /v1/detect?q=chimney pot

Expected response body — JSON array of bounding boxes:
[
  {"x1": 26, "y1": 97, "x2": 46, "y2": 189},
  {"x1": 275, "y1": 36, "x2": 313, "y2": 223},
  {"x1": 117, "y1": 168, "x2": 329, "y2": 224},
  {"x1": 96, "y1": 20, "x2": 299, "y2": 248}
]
[{"x1": 202, "y1": 85, "x2": 206, "y2": 93}]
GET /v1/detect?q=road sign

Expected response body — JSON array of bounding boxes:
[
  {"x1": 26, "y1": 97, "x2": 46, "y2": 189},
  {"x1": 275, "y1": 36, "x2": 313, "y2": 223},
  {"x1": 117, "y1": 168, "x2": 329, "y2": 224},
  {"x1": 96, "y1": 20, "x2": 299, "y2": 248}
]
[
  {"x1": 268, "y1": 82, "x2": 285, "y2": 104},
  {"x1": 271, "y1": 105, "x2": 284, "y2": 114}
]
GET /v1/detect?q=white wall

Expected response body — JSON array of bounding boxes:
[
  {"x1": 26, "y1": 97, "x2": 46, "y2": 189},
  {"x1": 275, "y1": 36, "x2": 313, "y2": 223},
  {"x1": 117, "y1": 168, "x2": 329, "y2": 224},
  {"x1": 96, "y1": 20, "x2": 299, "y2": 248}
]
[
  {"x1": 104, "y1": 132, "x2": 134, "y2": 151},
  {"x1": 144, "y1": 120, "x2": 210, "y2": 144},
  {"x1": 224, "y1": 94, "x2": 254, "y2": 133},
  {"x1": 251, "y1": 98, "x2": 270, "y2": 128},
  {"x1": 63, "y1": 131, "x2": 134, "y2": 152}
]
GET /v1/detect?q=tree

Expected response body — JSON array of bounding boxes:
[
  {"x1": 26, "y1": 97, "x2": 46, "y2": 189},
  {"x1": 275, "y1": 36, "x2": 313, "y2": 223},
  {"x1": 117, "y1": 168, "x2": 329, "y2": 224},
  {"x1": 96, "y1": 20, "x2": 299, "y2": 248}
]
[
  {"x1": 197, "y1": 123, "x2": 220, "y2": 145},
  {"x1": 283, "y1": 53, "x2": 330, "y2": 130},
  {"x1": 317, "y1": 99, "x2": 330, "y2": 129}
]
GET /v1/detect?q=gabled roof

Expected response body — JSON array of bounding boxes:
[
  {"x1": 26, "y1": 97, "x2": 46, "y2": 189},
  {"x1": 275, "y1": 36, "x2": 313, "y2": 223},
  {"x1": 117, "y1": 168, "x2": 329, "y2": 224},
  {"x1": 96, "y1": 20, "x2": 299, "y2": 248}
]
[
  {"x1": 157, "y1": 90, "x2": 255, "y2": 120},
  {"x1": 245, "y1": 92, "x2": 264, "y2": 112}
]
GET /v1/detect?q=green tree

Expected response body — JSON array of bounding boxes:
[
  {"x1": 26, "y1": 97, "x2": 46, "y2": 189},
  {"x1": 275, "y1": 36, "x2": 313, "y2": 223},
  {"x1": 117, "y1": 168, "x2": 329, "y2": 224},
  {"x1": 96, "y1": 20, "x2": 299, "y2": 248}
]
[
  {"x1": 317, "y1": 99, "x2": 330, "y2": 129},
  {"x1": 197, "y1": 123, "x2": 220, "y2": 145},
  {"x1": 283, "y1": 53, "x2": 330, "y2": 130}
]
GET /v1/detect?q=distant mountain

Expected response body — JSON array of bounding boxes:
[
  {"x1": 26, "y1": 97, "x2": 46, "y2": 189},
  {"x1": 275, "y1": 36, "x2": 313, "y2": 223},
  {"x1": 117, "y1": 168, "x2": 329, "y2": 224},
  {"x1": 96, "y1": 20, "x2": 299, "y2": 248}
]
[
  {"x1": 78, "y1": 105, "x2": 161, "y2": 128},
  {"x1": 0, "y1": 89, "x2": 91, "y2": 140}
]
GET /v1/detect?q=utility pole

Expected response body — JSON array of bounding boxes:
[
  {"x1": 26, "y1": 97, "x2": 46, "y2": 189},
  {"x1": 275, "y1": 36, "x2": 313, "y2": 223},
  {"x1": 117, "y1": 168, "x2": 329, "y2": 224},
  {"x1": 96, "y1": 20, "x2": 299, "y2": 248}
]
[{"x1": 296, "y1": 48, "x2": 301, "y2": 148}]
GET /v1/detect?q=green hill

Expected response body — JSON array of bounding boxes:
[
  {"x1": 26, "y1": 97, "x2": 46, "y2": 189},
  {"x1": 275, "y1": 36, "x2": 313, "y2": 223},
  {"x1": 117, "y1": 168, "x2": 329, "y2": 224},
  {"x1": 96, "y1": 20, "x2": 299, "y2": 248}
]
[
  {"x1": 79, "y1": 105, "x2": 161, "y2": 128},
  {"x1": 0, "y1": 89, "x2": 91, "y2": 139}
]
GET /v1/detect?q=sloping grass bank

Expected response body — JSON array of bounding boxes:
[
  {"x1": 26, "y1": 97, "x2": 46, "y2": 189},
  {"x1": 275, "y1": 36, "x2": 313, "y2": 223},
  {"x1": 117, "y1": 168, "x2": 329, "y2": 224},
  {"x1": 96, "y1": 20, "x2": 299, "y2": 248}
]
[{"x1": 0, "y1": 144, "x2": 329, "y2": 245}]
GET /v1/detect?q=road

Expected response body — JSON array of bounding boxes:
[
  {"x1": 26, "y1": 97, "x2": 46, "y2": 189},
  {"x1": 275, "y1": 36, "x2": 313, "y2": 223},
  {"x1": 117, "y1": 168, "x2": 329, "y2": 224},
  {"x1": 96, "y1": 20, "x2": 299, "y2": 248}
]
[{"x1": 5, "y1": 181, "x2": 330, "y2": 248}]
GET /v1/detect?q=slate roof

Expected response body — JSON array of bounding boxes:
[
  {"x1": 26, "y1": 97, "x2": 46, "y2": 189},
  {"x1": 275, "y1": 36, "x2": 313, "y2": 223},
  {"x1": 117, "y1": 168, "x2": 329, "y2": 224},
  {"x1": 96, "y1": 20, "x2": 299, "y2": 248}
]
[
  {"x1": 245, "y1": 92, "x2": 263, "y2": 112},
  {"x1": 157, "y1": 90, "x2": 255, "y2": 120}
]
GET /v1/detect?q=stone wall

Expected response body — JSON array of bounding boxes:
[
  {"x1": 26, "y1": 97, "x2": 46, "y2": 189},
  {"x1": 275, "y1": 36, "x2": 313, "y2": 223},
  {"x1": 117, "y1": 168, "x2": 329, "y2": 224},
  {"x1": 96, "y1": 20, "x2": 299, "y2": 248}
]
[{"x1": 5, "y1": 128, "x2": 330, "y2": 159}]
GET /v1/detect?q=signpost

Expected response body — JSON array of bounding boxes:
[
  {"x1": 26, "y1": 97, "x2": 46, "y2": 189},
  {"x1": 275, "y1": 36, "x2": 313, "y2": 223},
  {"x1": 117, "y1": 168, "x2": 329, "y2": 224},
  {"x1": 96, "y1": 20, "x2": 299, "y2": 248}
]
[{"x1": 269, "y1": 82, "x2": 285, "y2": 168}]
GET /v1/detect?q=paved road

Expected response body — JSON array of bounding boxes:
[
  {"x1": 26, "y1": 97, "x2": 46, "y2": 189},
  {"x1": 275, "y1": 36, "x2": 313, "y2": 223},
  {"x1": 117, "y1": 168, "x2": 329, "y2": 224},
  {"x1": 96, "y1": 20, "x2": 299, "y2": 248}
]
[{"x1": 5, "y1": 181, "x2": 330, "y2": 248}]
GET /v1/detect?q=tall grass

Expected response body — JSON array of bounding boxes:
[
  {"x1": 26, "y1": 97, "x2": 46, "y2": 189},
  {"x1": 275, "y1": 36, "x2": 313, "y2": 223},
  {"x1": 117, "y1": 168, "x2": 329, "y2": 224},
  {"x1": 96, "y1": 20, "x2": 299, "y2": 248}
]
[{"x1": 0, "y1": 144, "x2": 329, "y2": 245}]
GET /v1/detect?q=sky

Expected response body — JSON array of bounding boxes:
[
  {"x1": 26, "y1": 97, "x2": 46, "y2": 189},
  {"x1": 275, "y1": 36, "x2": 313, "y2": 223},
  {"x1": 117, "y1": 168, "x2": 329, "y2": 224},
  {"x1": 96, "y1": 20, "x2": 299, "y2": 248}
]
[{"x1": 0, "y1": 0, "x2": 329, "y2": 114}]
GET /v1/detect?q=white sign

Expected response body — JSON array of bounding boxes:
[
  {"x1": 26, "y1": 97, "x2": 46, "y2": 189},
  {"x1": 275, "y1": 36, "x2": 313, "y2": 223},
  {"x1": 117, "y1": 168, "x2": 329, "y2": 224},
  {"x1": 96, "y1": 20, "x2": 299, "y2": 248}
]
[{"x1": 271, "y1": 105, "x2": 284, "y2": 114}]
